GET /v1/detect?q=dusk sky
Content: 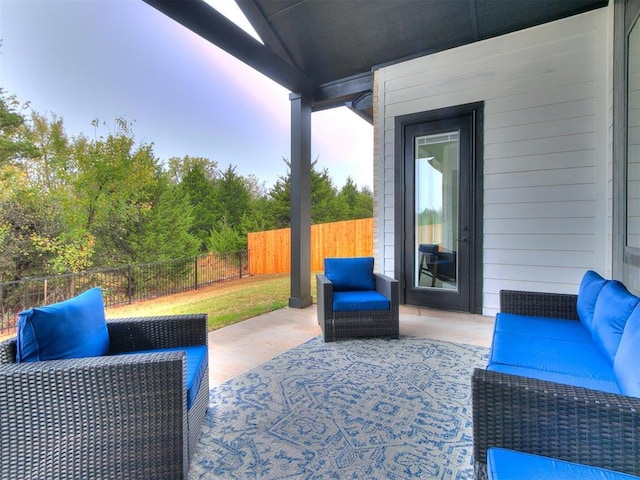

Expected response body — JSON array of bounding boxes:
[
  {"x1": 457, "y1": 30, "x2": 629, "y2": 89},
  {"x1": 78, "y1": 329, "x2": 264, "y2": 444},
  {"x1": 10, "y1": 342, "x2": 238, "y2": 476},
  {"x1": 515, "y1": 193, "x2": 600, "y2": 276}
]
[{"x1": 0, "y1": 0, "x2": 374, "y2": 190}]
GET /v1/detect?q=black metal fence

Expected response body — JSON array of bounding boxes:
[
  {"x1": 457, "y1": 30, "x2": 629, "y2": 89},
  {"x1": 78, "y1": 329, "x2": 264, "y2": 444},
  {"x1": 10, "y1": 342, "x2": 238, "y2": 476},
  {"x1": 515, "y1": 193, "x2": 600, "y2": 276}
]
[{"x1": 0, "y1": 250, "x2": 249, "y2": 336}]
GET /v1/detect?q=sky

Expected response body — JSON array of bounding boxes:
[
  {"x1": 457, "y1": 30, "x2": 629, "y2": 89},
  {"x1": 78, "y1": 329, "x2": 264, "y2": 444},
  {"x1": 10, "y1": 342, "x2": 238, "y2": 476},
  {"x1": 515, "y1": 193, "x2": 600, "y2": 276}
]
[{"x1": 0, "y1": 0, "x2": 374, "y2": 190}]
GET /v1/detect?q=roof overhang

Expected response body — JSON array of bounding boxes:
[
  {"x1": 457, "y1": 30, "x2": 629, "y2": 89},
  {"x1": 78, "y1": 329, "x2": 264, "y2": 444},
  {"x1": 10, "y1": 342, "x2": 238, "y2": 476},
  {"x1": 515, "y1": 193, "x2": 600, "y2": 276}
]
[{"x1": 143, "y1": 0, "x2": 609, "y2": 123}]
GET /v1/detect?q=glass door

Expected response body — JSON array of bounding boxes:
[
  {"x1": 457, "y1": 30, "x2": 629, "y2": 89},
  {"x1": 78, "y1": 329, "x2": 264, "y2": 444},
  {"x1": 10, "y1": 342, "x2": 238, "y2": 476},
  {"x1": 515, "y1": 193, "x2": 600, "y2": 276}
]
[{"x1": 400, "y1": 104, "x2": 482, "y2": 312}]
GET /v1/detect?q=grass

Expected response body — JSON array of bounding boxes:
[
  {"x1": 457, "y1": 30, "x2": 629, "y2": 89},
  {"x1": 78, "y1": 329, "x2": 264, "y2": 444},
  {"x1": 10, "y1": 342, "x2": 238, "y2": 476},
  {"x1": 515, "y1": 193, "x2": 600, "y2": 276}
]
[{"x1": 106, "y1": 274, "x2": 317, "y2": 331}]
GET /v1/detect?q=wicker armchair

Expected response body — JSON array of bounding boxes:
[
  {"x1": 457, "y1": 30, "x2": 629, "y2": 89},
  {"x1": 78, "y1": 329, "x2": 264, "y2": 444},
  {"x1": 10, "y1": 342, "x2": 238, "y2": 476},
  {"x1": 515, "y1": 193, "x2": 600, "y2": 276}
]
[
  {"x1": 316, "y1": 257, "x2": 399, "y2": 342},
  {"x1": 0, "y1": 313, "x2": 209, "y2": 480},
  {"x1": 472, "y1": 290, "x2": 640, "y2": 479}
]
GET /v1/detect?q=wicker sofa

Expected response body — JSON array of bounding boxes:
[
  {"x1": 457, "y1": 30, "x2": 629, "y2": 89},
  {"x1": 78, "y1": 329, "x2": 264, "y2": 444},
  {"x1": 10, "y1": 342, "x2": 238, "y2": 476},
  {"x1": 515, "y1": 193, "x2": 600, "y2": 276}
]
[
  {"x1": 472, "y1": 271, "x2": 640, "y2": 479},
  {"x1": 0, "y1": 296, "x2": 209, "y2": 480}
]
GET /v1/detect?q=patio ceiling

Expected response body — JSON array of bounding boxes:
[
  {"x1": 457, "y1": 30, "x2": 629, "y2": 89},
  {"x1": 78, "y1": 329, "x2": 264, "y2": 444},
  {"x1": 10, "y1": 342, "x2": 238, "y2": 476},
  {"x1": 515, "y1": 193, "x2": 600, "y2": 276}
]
[{"x1": 143, "y1": 0, "x2": 608, "y2": 122}]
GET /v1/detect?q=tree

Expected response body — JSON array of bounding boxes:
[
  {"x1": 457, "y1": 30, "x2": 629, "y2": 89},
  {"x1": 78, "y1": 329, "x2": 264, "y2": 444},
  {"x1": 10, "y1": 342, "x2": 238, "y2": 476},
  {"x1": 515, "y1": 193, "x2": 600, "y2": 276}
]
[
  {"x1": 266, "y1": 168, "x2": 293, "y2": 229},
  {"x1": 166, "y1": 155, "x2": 218, "y2": 184},
  {"x1": 135, "y1": 178, "x2": 200, "y2": 262},
  {"x1": 336, "y1": 177, "x2": 373, "y2": 220},
  {"x1": 263, "y1": 158, "x2": 371, "y2": 229},
  {"x1": 0, "y1": 186, "x2": 72, "y2": 279},
  {"x1": 206, "y1": 215, "x2": 245, "y2": 253},
  {"x1": 0, "y1": 90, "x2": 38, "y2": 164},
  {"x1": 176, "y1": 157, "x2": 219, "y2": 250},
  {"x1": 0, "y1": 88, "x2": 376, "y2": 283},
  {"x1": 240, "y1": 196, "x2": 273, "y2": 234},
  {"x1": 310, "y1": 166, "x2": 340, "y2": 224},
  {"x1": 213, "y1": 165, "x2": 252, "y2": 228},
  {"x1": 69, "y1": 119, "x2": 197, "y2": 266},
  {"x1": 0, "y1": 100, "x2": 84, "y2": 279},
  {"x1": 21, "y1": 111, "x2": 70, "y2": 191}
]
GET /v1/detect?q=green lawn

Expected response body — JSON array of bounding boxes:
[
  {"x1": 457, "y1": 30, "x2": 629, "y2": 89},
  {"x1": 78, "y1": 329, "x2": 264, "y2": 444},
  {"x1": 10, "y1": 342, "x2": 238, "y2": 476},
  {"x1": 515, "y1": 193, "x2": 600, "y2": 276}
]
[{"x1": 106, "y1": 274, "x2": 317, "y2": 331}]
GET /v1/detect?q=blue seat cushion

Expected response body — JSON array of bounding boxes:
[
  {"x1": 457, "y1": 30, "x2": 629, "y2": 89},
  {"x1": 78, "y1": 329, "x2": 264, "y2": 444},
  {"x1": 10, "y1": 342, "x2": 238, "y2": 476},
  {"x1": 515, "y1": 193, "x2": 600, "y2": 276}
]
[
  {"x1": 489, "y1": 331, "x2": 614, "y2": 381},
  {"x1": 577, "y1": 270, "x2": 608, "y2": 332},
  {"x1": 614, "y1": 303, "x2": 640, "y2": 397},
  {"x1": 494, "y1": 313, "x2": 592, "y2": 343},
  {"x1": 122, "y1": 345, "x2": 208, "y2": 409},
  {"x1": 324, "y1": 257, "x2": 376, "y2": 291},
  {"x1": 16, "y1": 287, "x2": 109, "y2": 362},
  {"x1": 487, "y1": 364, "x2": 620, "y2": 393},
  {"x1": 591, "y1": 280, "x2": 639, "y2": 363},
  {"x1": 487, "y1": 448, "x2": 640, "y2": 480},
  {"x1": 332, "y1": 290, "x2": 390, "y2": 312}
]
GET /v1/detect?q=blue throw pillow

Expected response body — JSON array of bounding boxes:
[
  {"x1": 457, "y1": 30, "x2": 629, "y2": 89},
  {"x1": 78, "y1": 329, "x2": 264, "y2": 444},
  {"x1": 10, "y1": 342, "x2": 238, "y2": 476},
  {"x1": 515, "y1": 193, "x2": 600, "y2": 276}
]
[
  {"x1": 591, "y1": 281, "x2": 639, "y2": 364},
  {"x1": 324, "y1": 257, "x2": 376, "y2": 291},
  {"x1": 16, "y1": 287, "x2": 110, "y2": 362},
  {"x1": 614, "y1": 303, "x2": 640, "y2": 397},
  {"x1": 577, "y1": 270, "x2": 608, "y2": 332}
]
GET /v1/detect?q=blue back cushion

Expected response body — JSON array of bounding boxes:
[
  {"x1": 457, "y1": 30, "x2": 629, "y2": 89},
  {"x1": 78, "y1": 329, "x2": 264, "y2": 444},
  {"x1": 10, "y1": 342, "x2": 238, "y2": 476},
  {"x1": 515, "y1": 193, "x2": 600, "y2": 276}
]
[
  {"x1": 16, "y1": 287, "x2": 109, "y2": 362},
  {"x1": 577, "y1": 270, "x2": 608, "y2": 332},
  {"x1": 324, "y1": 257, "x2": 375, "y2": 291},
  {"x1": 591, "y1": 281, "x2": 639, "y2": 363},
  {"x1": 614, "y1": 304, "x2": 640, "y2": 397}
]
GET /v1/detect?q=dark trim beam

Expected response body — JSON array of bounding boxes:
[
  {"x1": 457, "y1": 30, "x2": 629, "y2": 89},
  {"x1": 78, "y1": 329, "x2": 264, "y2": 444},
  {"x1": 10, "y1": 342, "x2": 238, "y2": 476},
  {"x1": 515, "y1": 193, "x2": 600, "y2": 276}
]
[
  {"x1": 288, "y1": 93, "x2": 313, "y2": 308},
  {"x1": 346, "y1": 92, "x2": 374, "y2": 123},
  {"x1": 142, "y1": 0, "x2": 315, "y2": 97},
  {"x1": 313, "y1": 71, "x2": 373, "y2": 111}
]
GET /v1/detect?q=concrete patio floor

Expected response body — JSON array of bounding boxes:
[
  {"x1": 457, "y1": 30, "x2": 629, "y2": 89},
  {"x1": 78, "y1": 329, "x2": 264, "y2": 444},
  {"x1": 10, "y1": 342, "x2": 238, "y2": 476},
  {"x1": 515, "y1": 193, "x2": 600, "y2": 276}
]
[{"x1": 207, "y1": 304, "x2": 495, "y2": 386}]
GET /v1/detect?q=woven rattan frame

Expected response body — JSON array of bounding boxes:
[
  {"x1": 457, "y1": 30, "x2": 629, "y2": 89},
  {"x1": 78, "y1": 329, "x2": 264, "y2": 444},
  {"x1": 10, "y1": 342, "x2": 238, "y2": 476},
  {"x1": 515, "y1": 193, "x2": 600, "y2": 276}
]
[
  {"x1": 0, "y1": 313, "x2": 209, "y2": 480},
  {"x1": 472, "y1": 290, "x2": 640, "y2": 479},
  {"x1": 316, "y1": 272, "x2": 399, "y2": 342}
]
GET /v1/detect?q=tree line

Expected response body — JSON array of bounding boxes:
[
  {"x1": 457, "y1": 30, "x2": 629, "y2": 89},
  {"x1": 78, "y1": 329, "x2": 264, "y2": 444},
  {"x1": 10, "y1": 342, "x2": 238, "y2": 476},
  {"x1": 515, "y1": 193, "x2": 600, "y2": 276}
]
[{"x1": 0, "y1": 90, "x2": 373, "y2": 282}]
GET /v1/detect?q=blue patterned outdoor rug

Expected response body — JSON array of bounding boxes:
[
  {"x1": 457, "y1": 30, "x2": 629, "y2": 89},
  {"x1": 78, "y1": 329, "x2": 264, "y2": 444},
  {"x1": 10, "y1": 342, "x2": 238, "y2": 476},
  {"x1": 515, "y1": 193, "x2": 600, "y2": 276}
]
[{"x1": 189, "y1": 336, "x2": 489, "y2": 479}]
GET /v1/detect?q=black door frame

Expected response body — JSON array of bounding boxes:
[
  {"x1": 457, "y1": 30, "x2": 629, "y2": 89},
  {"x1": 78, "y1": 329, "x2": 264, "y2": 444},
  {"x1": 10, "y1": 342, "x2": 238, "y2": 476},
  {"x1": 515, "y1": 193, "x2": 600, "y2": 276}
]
[{"x1": 394, "y1": 102, "x2": 484, "y2": 314}]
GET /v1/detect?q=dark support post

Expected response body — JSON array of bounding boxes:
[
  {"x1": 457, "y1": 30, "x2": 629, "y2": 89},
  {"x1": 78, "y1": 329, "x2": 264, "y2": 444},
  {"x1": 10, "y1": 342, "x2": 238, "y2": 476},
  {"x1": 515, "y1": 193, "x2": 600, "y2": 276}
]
[{"x1": 289, "y1": 93, "x2": 313, "y2": 308}]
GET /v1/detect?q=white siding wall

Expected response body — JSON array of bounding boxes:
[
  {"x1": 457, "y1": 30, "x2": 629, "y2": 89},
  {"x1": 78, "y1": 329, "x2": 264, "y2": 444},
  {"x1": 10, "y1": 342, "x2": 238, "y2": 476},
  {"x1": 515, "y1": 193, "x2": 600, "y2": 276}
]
[{"x1": 376, "y1": 8, "x2": 611, "y2": 316}]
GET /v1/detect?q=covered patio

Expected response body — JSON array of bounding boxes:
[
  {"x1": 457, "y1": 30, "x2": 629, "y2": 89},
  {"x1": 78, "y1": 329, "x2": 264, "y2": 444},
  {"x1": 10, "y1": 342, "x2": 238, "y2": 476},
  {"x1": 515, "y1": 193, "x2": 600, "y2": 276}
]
[
  {"x1": 207, "y1": 304, "x2": 494, "y2": 386},
  {"x1": 4, "y1": 0, "x2": 640, "y2": 478},
  {"x1": 142, "y1": 0, "x2": 613, "y2": 316}
]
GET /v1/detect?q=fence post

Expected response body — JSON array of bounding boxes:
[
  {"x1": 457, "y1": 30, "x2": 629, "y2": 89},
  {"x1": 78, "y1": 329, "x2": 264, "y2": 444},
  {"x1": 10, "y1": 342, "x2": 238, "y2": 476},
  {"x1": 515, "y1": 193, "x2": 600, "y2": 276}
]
[
  {"x1": 238, "y1": 251, "x2": 242, "y2": 279},
  {"x1": 127, "y1": 265, "x2": 133, "y2": 304},
  {"x1": 195, "y1": 256, "x2": 199, "y2": 290}
]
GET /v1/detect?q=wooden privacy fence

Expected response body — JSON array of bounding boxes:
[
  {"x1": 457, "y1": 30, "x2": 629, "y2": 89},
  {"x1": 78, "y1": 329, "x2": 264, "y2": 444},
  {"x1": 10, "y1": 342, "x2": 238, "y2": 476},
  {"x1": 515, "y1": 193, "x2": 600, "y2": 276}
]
[{"x1": 248, "y1": 218, "x2": 373, "y2": 274}]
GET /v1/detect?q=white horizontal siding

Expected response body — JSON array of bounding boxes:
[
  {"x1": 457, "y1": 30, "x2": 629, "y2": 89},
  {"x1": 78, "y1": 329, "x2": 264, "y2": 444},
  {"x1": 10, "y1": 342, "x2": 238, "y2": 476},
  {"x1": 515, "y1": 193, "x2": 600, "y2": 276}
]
[
  {"x1": 484, "y1": 233, "x2": 594, "y2": 252},
  {"x1": 627, "y1": 32, "x2": 640, "y2": 250},
  {"x1": 485, "y1": 167, "x2": 595, "y2": 189},
  {"x1": 487, "y1": 99, "x2": 595, "y2": 128},
  {"x1": 485, "y1": 201, "x2": 595, "y2": 220},
  {"x1": 484, "y1": 150, "x2": 595, "y2": 175},
  {"x1": 484, "y1": 183, "x2": 596, "y2": 204},
  {"x1": 376, "y1": 8, "x2": 611, "y2": 316}
]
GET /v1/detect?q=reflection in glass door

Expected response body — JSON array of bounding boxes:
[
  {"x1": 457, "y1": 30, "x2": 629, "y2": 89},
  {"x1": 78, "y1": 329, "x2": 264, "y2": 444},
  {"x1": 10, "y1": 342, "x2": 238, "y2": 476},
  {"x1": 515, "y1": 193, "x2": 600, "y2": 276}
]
[{"x1": 415, "y1": 132, "x2": 459, "y2": 291}]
